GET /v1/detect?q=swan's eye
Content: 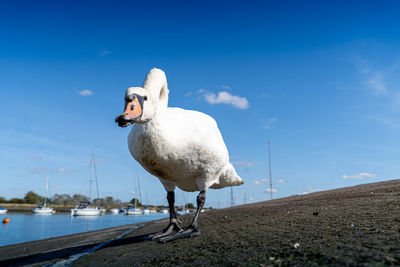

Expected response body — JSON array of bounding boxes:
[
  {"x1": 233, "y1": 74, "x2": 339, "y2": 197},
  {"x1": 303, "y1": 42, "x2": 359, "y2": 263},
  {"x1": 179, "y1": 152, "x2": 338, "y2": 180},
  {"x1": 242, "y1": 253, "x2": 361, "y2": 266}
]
[
  {"x1": 144, "y1": 96, "x2": 147, "y2": 101},
  {"x1": 130, "y1": 103, "x2": 135, "y2": 110}
]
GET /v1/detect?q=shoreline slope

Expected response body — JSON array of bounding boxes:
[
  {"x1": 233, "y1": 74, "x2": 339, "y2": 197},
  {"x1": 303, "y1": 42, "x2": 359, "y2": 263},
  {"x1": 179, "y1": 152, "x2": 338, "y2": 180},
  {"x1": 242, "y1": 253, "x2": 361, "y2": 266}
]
[{"x1": 1, "y1": 180, "x2": 399, "y2": 266}]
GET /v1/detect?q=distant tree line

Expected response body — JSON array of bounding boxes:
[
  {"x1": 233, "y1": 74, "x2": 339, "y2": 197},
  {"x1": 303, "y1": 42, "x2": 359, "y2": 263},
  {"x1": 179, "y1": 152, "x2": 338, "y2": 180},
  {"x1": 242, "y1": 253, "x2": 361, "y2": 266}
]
[
  {"x1": 0, "y1": 191, "x2": 124, "y2": 207},
  {"x1": 0, "y1": 191, "x2": 197, "y2": 209}
]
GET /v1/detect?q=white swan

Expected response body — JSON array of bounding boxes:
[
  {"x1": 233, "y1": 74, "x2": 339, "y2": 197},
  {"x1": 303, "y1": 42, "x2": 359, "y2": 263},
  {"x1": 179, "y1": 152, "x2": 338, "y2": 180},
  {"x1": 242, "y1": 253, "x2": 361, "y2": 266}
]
[{"x1": 115, "y1": 68, "x2": 243, "y2": 242}]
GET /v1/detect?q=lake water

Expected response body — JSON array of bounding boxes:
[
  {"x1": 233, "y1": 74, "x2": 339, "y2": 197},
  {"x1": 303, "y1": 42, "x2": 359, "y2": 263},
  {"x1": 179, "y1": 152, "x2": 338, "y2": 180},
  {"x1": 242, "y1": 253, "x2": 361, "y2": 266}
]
[{"x1": 0, "y1": 212, "x2": 169, "y2": 247}]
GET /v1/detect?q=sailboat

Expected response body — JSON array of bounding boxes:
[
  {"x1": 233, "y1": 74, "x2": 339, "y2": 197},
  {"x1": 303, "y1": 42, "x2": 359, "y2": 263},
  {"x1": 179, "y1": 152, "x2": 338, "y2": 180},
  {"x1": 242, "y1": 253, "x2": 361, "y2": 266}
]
[
  {"x1": 71, "y1": 153, "x2": 101, "y2": 216},
  {"x1": 125, "y1": 170, "x2": 142, "y2": 215},
  {"x1": 32, "y1": 177, "x2": 55, "y2": 214}
]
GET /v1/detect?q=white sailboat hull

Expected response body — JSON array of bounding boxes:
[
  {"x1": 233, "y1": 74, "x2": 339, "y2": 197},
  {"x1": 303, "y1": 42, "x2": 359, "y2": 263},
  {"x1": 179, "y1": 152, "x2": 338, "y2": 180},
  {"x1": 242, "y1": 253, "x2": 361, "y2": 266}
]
[
  {"x1": 143, "y1": 209, "x2": 150, "y2": 214},
  {"x1": 71, "y1": 208, "x2": 100, "y2": 216},
  {"x1": 0, "y1": 209, "x2": 7, "y2": 214},
  {"x1": 110, "y1": 208, "x2": 120, "y2": 214},
  {"x1": 32, "y1": 207, "x2": 55, "y2": 214},
  {"x1": 125, "y1": 209, "x2": 142, "y2": 215}
]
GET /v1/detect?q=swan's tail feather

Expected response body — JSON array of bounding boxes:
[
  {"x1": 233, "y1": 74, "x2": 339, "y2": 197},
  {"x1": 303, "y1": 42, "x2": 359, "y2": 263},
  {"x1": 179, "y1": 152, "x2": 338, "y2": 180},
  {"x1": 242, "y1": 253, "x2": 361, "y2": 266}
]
[{"x1": 211, "y1": 163, "x2": 244, "y2": 189}]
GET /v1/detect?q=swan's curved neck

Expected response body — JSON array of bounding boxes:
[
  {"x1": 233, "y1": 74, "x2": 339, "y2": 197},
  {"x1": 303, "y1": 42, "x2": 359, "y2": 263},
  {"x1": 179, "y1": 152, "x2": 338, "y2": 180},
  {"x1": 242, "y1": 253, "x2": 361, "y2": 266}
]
[{"x1": 142, "y1": 68, "x2": 169, "y2": 112}]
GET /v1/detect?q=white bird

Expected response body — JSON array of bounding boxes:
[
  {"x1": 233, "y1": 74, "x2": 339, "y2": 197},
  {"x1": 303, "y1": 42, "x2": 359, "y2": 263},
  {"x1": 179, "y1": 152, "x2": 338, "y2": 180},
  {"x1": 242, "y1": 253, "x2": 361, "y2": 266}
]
[{"x1": 115, "y1": 68, "x2": 243, "y2": 242}]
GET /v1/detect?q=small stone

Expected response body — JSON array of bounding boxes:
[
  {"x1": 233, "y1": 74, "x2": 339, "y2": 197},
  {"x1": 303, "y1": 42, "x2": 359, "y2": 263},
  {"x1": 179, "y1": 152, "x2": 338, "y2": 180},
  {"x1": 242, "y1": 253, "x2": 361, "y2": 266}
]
[
  {"x1": 224, "y1": 215, "x2": 228, "y2": 219},
  {"x1": 313, "y1": 211, "x2": 319, "y2": 216},
  {"x1": 293, "y1": 243, "x2": 300, "y2": 248},
  {"x1": 351, "y1": 224, "x2": 355, "y2": 227}
]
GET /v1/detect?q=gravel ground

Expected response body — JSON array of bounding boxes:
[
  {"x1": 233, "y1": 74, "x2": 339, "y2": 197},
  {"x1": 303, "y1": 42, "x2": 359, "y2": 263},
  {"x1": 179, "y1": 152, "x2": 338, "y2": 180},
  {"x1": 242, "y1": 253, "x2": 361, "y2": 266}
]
[{"x1": 2, "y1": 180, "x2": 400, "y2": 266}]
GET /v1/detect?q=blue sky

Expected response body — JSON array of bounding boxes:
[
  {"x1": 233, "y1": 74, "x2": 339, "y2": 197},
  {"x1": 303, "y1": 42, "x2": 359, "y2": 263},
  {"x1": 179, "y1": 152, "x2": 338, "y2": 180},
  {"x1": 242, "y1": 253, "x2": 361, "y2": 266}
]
[{"x1": 1, "y1": 0, "x2": 400, "y2": 208}]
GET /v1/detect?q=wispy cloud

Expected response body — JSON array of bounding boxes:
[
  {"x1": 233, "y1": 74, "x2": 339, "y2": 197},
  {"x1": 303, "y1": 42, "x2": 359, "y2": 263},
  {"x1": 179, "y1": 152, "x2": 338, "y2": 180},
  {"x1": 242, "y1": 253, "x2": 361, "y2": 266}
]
[
  {"x1": 264, "y1": 188, "x2": 277, "y2": 193},
  {"x1": 275, "y1": 179, "x2": 286, "y2": 184},
  {"x1": 366, "y1": 72, "x2": 388, "y2": 95},
  {"x1": 31, "y1": 167, "x2": 48, "y2": 173},
  {"x1": 184, "y1": 91, "x2": 193, "y2": 97},
  {"x1": 57, "y1": 168, "x2": 76, "y2": 173},
  {"x1": 197, "y1": 89, "x2": 249, "y2": 109},
  {"x1": 253, "y1": 178, "x2": 273, "y2": 186},
  {"x1": 342, "y1": 172, "x2": 376, "y2": 180},
  {"x1": 232, "y1": 161, "x2": 255, "y2": 166},
  {"x1": 100, "y1": 49, "x2": 112, "y2": 56},
  {"x1": 25, "y1": 154, "x2": 42, "y2": 161},
  {"x1": 264, "y1": 118, "x2": 278, "y2": 131},
  {"x1": 78, "y1": 89, "x2": 94, "y2": 96},
  {"x1": 366, "y1": 116, "x2": 400, "y2": 130},
  {"x1": 354, "y1": 58, "x2": 389, "y2": 96},
  {"x1": 302, "y1": 186, "x2": 322, "y2": 195}
]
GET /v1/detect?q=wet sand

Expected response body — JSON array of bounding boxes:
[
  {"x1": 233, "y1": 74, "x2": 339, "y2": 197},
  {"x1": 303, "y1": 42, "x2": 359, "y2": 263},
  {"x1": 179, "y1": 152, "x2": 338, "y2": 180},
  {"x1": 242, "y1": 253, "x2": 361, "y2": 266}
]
[{"x1": 1, "y1": 180, "x2": 399, "y2": 266}]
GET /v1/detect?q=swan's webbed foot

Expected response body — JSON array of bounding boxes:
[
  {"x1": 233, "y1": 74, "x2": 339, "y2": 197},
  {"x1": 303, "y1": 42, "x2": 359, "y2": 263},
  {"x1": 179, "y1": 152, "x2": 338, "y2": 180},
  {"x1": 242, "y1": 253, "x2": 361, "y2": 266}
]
[
  {"x1": 158, "y1": 227, "x2": 200, "y2": 243},
  {"x1": 151, "y1": 219, "x2": 182, "y2": 240}
]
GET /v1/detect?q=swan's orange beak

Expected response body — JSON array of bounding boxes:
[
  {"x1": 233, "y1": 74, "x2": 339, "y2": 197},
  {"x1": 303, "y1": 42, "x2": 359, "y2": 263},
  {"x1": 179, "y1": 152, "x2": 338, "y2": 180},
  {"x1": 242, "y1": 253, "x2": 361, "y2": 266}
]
[{"x1": 115, "y1": 96, "x2": 143, "y2": 127}]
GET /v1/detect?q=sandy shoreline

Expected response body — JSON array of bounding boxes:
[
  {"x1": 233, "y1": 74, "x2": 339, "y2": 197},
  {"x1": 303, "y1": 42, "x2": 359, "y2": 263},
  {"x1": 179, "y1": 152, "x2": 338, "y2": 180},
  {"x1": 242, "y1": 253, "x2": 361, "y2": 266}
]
[{"x1": 1, "y1": 180, "x2": 400, "y2": 266}]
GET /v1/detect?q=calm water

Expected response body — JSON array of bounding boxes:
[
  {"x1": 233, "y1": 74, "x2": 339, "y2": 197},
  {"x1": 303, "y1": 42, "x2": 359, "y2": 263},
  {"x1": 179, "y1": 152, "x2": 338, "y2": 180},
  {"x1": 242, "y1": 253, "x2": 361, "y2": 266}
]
[{"x1": 0, "y1": 212, "x2": 168, "y2": 247}]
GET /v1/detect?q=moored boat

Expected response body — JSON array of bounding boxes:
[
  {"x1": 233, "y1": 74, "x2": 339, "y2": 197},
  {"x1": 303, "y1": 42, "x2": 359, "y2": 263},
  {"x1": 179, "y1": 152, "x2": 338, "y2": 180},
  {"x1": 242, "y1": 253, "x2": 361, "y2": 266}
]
[
  {"x1": 110, "y1": 208, "x2": 120, "y2": 214},
  {"x1": 70, "y1": 201, "x2": 100, "y2": 216},
  {"x1": 32, "y1": 204, "x2": 55, "y2": 214},
  {"x1": 125, "y1": 205, "x2": 142, "y2": 215},
  {"x1": 32, "y1": 177, "x2": 54, "y2": 214}
]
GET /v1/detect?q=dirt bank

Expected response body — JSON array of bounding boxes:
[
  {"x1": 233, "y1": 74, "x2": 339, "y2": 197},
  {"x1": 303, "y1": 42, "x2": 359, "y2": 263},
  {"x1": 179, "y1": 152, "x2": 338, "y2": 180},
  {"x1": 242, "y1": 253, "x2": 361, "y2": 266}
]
[{"x1": 1, "y1": 180, "x2": 400, "y2": 266}]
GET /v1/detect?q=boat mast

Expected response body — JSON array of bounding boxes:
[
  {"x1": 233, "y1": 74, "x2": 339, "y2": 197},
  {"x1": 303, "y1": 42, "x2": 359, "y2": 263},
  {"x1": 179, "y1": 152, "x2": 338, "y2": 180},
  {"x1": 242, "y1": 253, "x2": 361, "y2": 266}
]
[
  {"x1": 268, "y1": 140, "x2": 273, "y2": 200},
  {"x1": 135, "y1": 170, "x2": 139, "y2": 209},
  {"x1": 89, "y1": 152, "x2": 94, "y2": 202},
  {"x1": 137, "y1": 170, "x2": 142, "y2": 206},
  {"x1": 44, "y1": 176, "x2": 49, "y2": 206},
  {"x1": 93, "y1": 153, "x2": 100, "y2": 200}
]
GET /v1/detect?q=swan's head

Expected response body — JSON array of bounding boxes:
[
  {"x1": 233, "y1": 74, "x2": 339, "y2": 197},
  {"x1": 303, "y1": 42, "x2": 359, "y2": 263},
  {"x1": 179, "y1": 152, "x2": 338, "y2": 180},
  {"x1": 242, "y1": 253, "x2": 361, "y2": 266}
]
[
  {"x1": 115, "y1": 86, "x2": 155, "y2": 127},
  {"x1": 115, "y1": 68, "x2": 169, "y2": 127}
]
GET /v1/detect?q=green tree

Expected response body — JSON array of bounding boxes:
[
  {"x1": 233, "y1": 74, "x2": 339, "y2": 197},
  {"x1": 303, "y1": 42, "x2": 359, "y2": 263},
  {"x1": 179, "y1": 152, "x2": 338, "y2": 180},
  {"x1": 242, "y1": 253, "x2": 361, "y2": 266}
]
[
  {"x1": 24, "y1": 191, "x2": 41, "y2": 204},
  {"x1": 8, "y1": 198, "x2": 25, "y2": 204},
  {"x1": 130, "y1": 198, "x2": 142, "y2": 207},
  {"x1": 0, "y1": 196, "x2": 6, "y2": 203},
  {"x1": 72, "y1": 194, "x2": 89, "y2": 204},
  {"x1": 186, "y1": 203, "x2": 195, "y2": 209},
  {"x1": 52, "y1": 194, "x2": 73, "y2": 206},
  {"x1": 93, "y1": 198, "x2": 105, "y2": 206}
]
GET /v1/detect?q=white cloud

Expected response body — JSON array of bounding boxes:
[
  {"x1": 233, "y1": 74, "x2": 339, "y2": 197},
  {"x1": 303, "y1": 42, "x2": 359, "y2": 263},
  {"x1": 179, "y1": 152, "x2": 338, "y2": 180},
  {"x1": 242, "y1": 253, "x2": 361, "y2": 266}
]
[
  {"x1": 342, "y1": 172, "x2": 376, "y2": 180},
  {"x1": 232, "y1": 161, "x2": 255, "y2": 166},
  {"x1": 366, "y1": 72, "x2": 388, "y2": 95},
  {"x1": 264, "y1": 117, "x2": 278, "y2": 131},
  {"x1": 25, "y1": 154, "x2": 42, "y2": 161},
  {"x1": 302, "y1": 186, "x2": 322, "y2": 195},
  {"x1": 264, "y1": 188, "x2": 277, "y2": 193},
  {"x1": 57, "y1": 168, "x2": 75, "y2": 173},
  {"x1": 197, "y1": 90, "x2": 249, "y2": 109},
  {"x1": 78, "y1": 89, "x2": 94, "y2": 96},
  {"x1": 253, "y1": 178, "x2": 274, "y2": 186},
  {"x1": 31, "y1": 167, "x2": 48, "y2": 173},
  {"x1": 367, "y1": 116, "x2": 400, "y2": 129},
  {"x1": 275, "y1": 179, "x2": 286, "y2": 184},
  {"x1": 184, "y1": 91, "x2": 193, "y2": 97},
  {"x1": 100, "y1": 49, "x2": 112, "y2": 56}
]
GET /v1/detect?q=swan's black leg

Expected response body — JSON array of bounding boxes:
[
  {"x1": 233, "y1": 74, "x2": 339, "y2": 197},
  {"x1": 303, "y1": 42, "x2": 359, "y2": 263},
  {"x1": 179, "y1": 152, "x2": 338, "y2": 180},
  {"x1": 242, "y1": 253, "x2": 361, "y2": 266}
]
[
  {"x1": 152, "y1": 191, "x2": 182, "y2": 240},
  {"x1": 158, "y1": 191, "x2": 206, "y2": 243}
]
